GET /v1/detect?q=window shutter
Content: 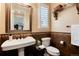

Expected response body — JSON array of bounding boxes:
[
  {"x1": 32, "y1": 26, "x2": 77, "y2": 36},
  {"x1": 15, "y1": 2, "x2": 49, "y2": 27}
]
[{"x1": 40, "y1": 4, "x2": 49, "y2": 28}]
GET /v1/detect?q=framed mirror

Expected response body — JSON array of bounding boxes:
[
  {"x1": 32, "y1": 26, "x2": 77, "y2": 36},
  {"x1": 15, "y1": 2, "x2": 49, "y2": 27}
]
[{"x1": 5, "y1": 3, "x2": 32, "y2": 33}]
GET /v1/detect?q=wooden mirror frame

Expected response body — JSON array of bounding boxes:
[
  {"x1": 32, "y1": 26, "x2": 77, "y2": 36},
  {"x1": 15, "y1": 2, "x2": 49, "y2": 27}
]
[{"x1": 5, "y1": 3, "x2": 32, "y2": 33}]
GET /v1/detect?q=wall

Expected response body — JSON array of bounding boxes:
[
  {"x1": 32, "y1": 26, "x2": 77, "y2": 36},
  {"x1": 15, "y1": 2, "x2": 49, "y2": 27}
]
[
  {"x1": 51, "y1": 4, "x2": 79, "y2": 56},
  {"x1": 32, "y1": 3, "x2": 51, "y2": 32},
  {"x1": 0, "y1": 4, "x2": 5, "y2": 34},
  {"x1": 51, "y1": 32, "x2": 79, "y2": 56},
  {"x1": 0, "y1": 3, "x2": 51, "y2": 34},
  {"x1": 51, "y1": 5, "x2": 79, "y2": 33},
  {"x1": 31, "y1": 4, "x2": 39, "y2": 32},
  {"x1": 1, "y1": 4, "x2": 79, "y2": 34},
  {"x1": 0, "y1": 32, "x2": 50, "y2": 55}
]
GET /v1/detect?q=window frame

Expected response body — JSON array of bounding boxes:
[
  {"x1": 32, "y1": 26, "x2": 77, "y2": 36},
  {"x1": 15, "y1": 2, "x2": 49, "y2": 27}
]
[{"x1": 38, "y1": 3, "x2": 50, "y2": 31}]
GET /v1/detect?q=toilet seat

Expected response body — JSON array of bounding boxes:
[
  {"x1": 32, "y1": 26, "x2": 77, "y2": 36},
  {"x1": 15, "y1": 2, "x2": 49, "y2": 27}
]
[{"x1": 46, "y1": 46, "x2": 60, "y2": 56}]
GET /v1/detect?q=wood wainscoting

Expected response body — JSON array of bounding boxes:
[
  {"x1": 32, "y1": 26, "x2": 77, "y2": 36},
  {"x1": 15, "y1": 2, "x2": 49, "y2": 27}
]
[
  {"x1": 51, "y1": 32, "x2": 79, "y2": 56},
  {"x1": 0, "y1": 32, "x2": 50, "y2": 56},
  {"x1": 0, "y1": 32, "x2": 79, "y2": 56}
]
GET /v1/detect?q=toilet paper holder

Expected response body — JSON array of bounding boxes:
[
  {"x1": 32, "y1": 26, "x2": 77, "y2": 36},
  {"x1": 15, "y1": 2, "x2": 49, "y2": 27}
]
[
  {"x1": 60, "y1": 40, "x2": 66, "y2": 46},
  {"x1": 60, "y1": 41, "x2": 64, "y2": 44}
]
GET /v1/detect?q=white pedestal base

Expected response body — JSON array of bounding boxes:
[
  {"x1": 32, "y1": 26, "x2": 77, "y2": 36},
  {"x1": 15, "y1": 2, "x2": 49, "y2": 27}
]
[{"x1": 18, "y1": 48, "x2": 24, "y2": 56}]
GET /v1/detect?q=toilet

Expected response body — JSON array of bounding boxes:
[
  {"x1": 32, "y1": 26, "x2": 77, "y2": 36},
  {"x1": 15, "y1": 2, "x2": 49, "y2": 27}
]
[{"x1": 41, "y1": 37, "x2": 60, "y2": 56}]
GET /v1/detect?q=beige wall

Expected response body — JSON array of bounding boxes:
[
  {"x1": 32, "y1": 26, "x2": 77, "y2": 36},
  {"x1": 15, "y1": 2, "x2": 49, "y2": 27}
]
[
  {"x1": 0, "y1": 4, "x2": 5, "y2": 34},
  {"x1": 1, "y1": 3, "x2": 79, "y2": 34},
  {"x1": 30, "y1": 3, "x2": 51, "y2": 32},
  {"x1": 51, "y1": 5, "x2": 79, "y2": 33},
  {"x1": 31, "y1": 4, "x2": 39, "y2": 32},
  {"x1": 0, "y1": 3, "x2": 50, "y2": 34}
]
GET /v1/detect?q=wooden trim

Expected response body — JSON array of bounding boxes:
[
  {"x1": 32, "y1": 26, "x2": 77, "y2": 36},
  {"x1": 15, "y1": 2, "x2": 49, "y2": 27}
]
[
  {"x1": 51, "y1": 32, "x2": 71, "y2": 34},
  {"x1": 5, "y1": 3, "x2": 32, "y2": 33}
]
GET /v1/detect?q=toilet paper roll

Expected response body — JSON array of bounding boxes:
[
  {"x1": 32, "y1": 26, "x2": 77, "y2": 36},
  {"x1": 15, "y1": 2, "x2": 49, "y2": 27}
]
[
  {"x1": 60, "y1": 41, "x2": 64, "y2": 45},
  {"x1": 36, "y1": 45, "x2": 45, "y2": 50},
  {"x1": 38, "y1": 45, "x2": 46, "y2": 49}
]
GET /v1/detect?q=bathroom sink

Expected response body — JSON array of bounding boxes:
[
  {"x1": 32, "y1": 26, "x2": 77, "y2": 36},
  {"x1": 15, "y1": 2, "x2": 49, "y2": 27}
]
[{"x1": 1, "y1": 36, "x2": 36, "y2": 56}]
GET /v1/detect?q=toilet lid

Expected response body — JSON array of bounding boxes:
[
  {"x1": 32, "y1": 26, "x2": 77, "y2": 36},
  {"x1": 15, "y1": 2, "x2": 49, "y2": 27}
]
[{"x1": 46, "y1": 46, "x2": 59, "y2": 54}]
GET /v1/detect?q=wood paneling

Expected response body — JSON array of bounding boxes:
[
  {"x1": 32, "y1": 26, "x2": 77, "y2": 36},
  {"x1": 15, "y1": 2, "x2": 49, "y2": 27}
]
[
  {"x1": 51, "y1": 32, "x2": 79, "y2": 56},
  {"x1": 0, "y1": 32, "x2": 50, "y2": 56},
  {"x1": 0, "y1": 32, "x2": 79, "y2": 56}
]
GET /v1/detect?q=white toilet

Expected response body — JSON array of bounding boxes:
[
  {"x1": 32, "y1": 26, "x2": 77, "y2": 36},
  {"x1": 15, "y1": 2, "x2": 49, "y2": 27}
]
[{"x1": 41, "y1": 37, "x2": 60, "y2": 56}]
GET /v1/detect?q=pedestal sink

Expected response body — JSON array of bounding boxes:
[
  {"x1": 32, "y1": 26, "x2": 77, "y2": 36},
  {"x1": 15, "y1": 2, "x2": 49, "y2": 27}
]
[{"x1": 1, "y1": 36, "x2": 36, "y2": 56}]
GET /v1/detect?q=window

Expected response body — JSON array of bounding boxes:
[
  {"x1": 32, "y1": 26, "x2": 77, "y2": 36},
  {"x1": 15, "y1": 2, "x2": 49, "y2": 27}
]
[{"x1": 38, "y1": 4, "x2": 49, "y2": 31}]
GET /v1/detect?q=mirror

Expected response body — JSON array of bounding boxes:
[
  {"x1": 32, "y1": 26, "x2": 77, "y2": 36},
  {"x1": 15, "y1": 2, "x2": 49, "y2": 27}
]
[{"x1": 5, "y1": 3, "x2": 32, "y2": 33}]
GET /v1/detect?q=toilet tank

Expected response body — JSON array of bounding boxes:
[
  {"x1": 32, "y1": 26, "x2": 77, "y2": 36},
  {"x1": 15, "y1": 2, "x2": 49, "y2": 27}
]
[{"x1": 41, "y1": 37, "x2": 51, "y2": 47}]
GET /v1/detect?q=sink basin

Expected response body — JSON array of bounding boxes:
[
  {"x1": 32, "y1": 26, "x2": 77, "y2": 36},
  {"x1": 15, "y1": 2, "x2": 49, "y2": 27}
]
[{"x1": 1, "y1": 36, "x2": 36, "y2": 56}]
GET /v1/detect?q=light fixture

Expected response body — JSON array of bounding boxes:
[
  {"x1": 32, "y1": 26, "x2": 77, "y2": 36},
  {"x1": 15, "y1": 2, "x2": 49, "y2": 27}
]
[
  {"x1": 53, "y1": 4, "x2": 64, "y2": 20},
  {"x1": 76, "y1": 3, "x2": 79, "y2": 14}
]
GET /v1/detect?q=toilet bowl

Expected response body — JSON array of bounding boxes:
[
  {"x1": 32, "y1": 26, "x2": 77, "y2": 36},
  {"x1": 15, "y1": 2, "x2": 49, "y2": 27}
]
[
  {"x1": 45, "y1": 46, "x2": 60, "y2": 56},
  {"x1": 41, "y1": 37, "x2": 60, "y2": 56}
]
